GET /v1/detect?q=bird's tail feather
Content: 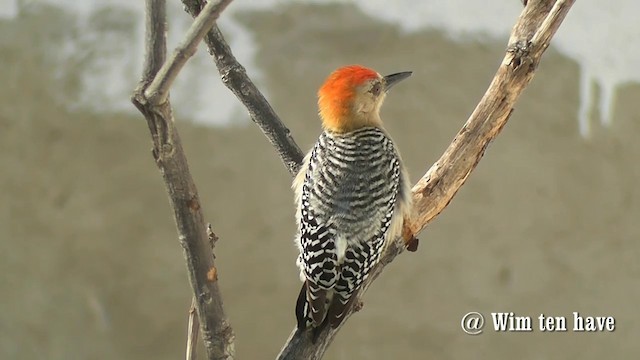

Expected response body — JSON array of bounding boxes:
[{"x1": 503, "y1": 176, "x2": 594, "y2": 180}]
[
  {"x1": 327, "y1": 289, "x2": 359, "y2": 328},
  {"x1": 296, "y1": 281, "x2": 332, "y2": 343},
  {"x1": 296, "y1": 281, "x2": 330, "y2": 328},
  {"x1": 295, "y1": 282, "x2": 308, "y2": 330}
]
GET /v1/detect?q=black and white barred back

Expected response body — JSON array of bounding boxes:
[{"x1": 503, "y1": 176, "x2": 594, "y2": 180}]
[{"x1": 296, "y1": 126, "x2": 405, "y2": 332}]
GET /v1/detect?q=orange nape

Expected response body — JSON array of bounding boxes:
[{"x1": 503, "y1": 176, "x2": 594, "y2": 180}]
[{"x1": 317, "y1": 65, "x2": 380, "y2": 132}]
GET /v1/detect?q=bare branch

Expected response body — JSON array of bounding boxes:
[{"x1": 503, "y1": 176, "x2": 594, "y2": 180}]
[
  {"x1": 132, "y1": 0, "x2": 235, "y2": 359},
  {"x1": 182, "y1": 0, "x2": 304, "y2": 176},
  {"x1": 408, "y1": 0, "x2": 574, "y2": 235},
  {"x1": 145, "y1": 0, "x2": 233, "y2": 105},
  {"x1": 141, "y1": 0, "x2": 166, "y2": 82}
]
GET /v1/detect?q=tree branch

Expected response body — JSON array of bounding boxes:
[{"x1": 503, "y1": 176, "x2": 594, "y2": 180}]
[
  {"x1": 182, "y1": 0, "x2": 575, "y2": 359},
  {"x1": 409, "y1": 0, "x2": 573, "y2": 236},
  {"x1": 131, "y1": 0, "x2": 235, "y2": 359},
  {"x1": 182, "y1": 0, "x2": 305, "y2": 176},
  {"x1": 144, "y1": 0, "x2": 233, "y2": 106}
]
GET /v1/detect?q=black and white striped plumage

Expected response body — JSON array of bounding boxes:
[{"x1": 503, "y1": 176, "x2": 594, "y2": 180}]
[{"x1": 293, "y1": 126, "x2": 410, "y2": 332}]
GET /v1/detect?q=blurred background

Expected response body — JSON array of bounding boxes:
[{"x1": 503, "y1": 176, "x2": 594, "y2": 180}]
[{"x1": 1, "y1": 0, "x2": 639, "y2": 359}]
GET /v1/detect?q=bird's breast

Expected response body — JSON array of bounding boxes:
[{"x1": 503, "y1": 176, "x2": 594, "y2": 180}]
[{"x1": 306, "y1": 127, "x2": 401, "y2": 239}]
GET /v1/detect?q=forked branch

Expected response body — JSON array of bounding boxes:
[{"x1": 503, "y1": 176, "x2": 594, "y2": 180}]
[{"x1": 131, "y1": 0, "x2": 235, "y2": 359}]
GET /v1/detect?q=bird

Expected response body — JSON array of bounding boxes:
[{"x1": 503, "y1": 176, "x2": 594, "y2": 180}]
[{"x1": 292, "y1": 65, "x2": 412, "y2": 338}]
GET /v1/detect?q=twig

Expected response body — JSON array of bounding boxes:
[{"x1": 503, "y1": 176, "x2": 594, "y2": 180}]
[
  {"x1": 140, "y1": 0, "x2": 166, "y2": 84},
  {"x1": 186, "y1": 298, "x2": 199, "y2": 360},
  {"x1": 182, "y1": 0, "x2": 304, "y2": 176},
  {"x1": 131, "y1": 0, "x2": 236, "y2": 359},
  {"x1": 145, "y1": 0, "x2": 233, "y2": 105}
]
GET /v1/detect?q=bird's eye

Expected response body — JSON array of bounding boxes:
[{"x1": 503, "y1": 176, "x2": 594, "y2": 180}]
[{"x1": 370, "y1": 83, "x2": 382, "y2": 96}]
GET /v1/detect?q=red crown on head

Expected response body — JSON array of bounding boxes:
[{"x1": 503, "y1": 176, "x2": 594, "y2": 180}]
[{"x1": 318, "y1": 65, "x2": 379, "y2": 129}]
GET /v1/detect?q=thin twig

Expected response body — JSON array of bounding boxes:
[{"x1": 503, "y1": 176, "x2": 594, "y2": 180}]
[
  {"x1": 141, "y1": 0, "x2": 166, "y2": 83},
  {"x1": 132, "y1": 0, "x2": 236, "y2": 359},
  {"x1": 186, "y1": 298, "x2": 199, "y2": 360},
  {"x1": 145, "y1": 0, "x2": 233, "y2": 105},
  {"x1": 182, "y1": 0, "x2": 304, "y2": 176}
]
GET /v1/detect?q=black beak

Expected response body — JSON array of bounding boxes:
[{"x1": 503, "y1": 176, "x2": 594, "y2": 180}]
[{"x1": 383, "y1": 71, "x2": 412, "y2": 92}]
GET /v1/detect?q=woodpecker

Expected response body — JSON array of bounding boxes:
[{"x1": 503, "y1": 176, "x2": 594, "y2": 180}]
[{"x1": 292, "y1": 65, "x2": 412, "y2": 336}]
